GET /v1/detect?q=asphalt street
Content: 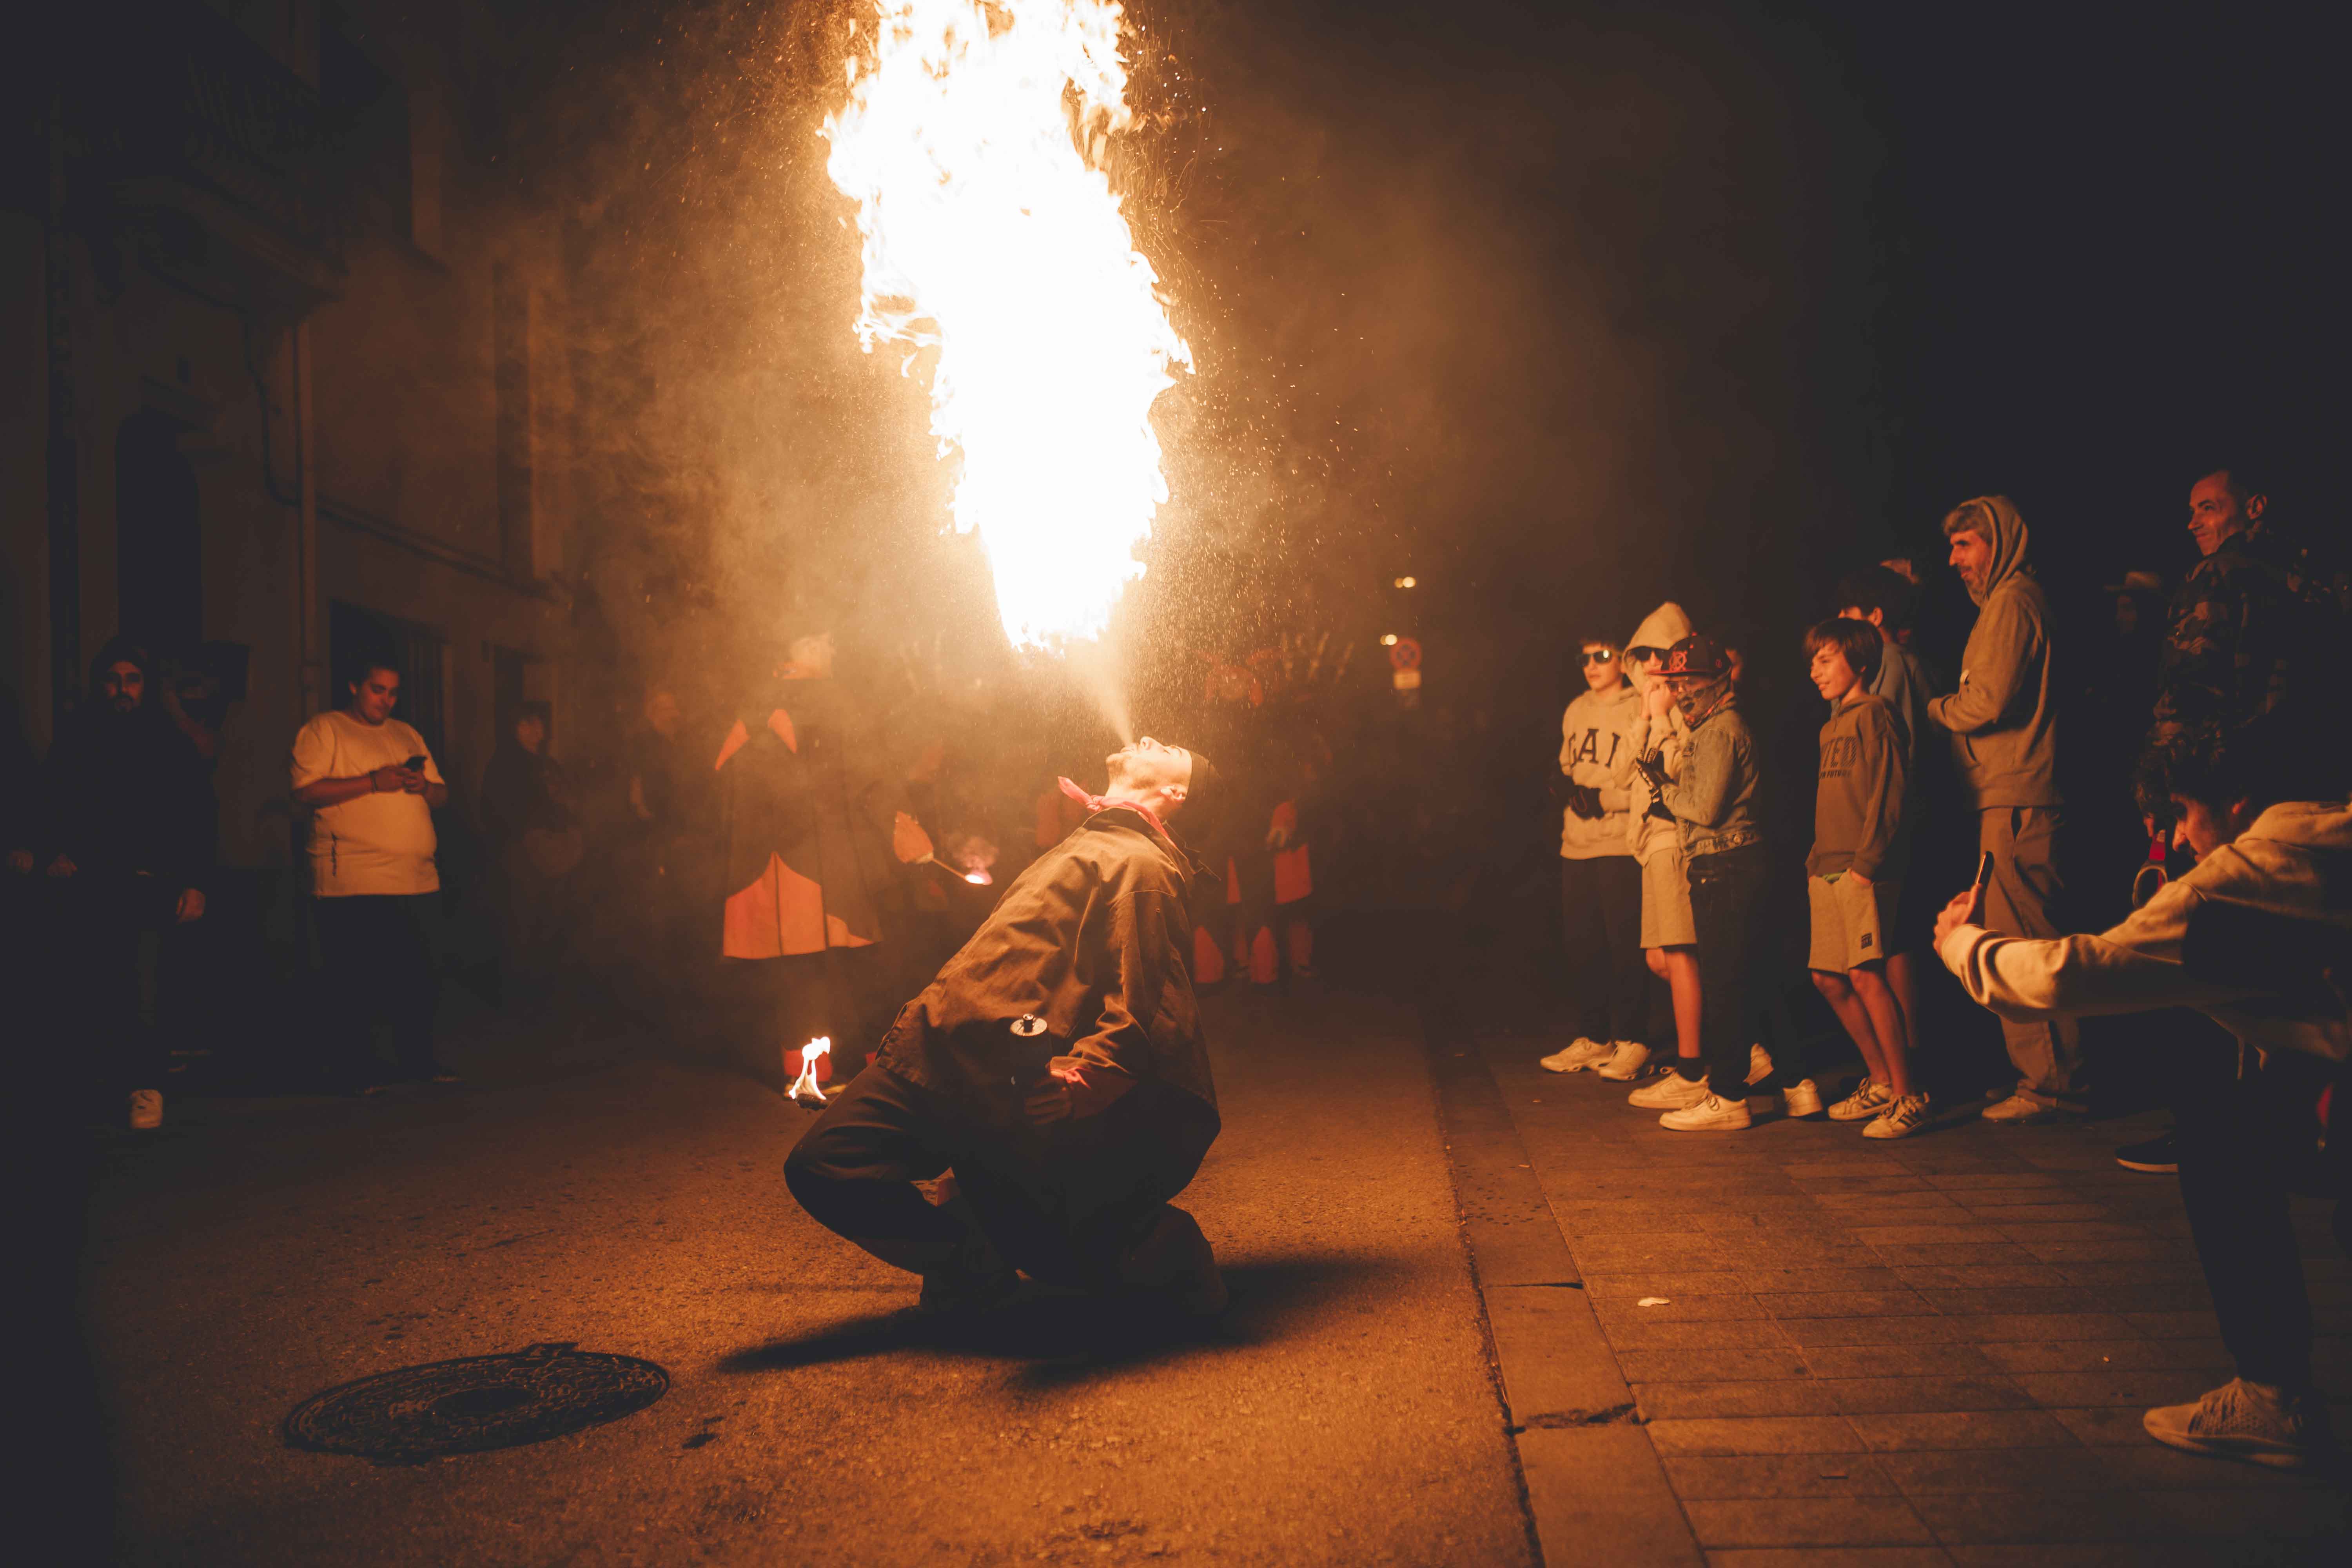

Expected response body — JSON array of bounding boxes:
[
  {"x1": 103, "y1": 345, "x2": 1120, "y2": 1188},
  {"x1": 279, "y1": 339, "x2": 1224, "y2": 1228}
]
[{"x1": 80, "y1": 985, "x2": 1535, "y2": 1567}]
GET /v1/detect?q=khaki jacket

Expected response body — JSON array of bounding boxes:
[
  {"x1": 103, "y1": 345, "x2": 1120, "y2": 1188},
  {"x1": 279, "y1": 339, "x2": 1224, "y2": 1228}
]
[
  {"x1": 1926, "y1": 496, "x2": 2062, "y2": 809},
  {"x1": 878, "y1": 806, "x2": 1213, "y2": 1126}
]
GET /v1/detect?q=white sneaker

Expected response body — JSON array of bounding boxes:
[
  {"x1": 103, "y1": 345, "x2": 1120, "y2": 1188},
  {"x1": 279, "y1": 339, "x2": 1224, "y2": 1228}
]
[
  {"x1": 128, "y1": 1089, "x2": 163, "y2": 1131},
  {"x1": 1594, "y1": 1042, "x2": 1653, "y2": 1081},
  {"x1": 1746, "y1": 1044, "x2": 1773, "y2": 1083},
  {"x1": 1782, "y1": 1078, "x2": 1824, "y2": 1118},
  {"x1": 2143, "y1": 1379, "x2": 2334, "y2": 1469},
  {"x1": 1539, "y1": 1037, "x2": 1613, "y2": 1073},
  {"x1": 1981, "y1": 1092, "x2": 2066, "y2": 1123},
  {"x1": 1660, "y1": 1093, "x2": 1752, "y2": 1132},
  {"x1": 1628, "y1": 1071, "x2": 1710, "y2": 1109},
  {"x1": 1864, "y1": 1093, "x2": 1933, "y2": 1140},
  {"x1": 1827, "y1": 1080, "x2": 1892, "y2": 1121}
]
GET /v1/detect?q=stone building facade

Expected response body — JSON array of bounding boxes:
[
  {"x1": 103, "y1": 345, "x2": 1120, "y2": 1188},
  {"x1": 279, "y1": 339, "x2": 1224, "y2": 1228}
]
[{"x1": 3, "y1": 0, "x2": 579, "y2": 916}]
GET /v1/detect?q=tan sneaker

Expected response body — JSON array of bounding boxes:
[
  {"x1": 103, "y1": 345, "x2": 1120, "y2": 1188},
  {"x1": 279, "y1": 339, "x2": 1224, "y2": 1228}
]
[
  {"x1": 1981, "y1": 1092, "x2": 2063, "y2": 1123},
  {"x1": 1660, "y1": 1093, "x2": 1753, "y2": 1132},
  {"x1": 1828, "y1": 1080, "x2": 1892, "y2": 1121},
  {"x1": 1629, "y1": 1071, "x2": 1710, "y2": 1110},
  {"x1": 1594, "y1": 1042, "x2": 1653, "y2": 1081},
  {"x1": 1863, "y1": 1093, "x2": 1933, "y2": 1140},
  {"x1": 1782, "y1": 1079, "x2": 1824, "y2": 1118},
  {"x1": 1539, "y1": 1038, "x2": 1613, "y2": 1073},
  {"x1": 2143, "y1": 1379, "x2": 2333, "y2": 1468}
]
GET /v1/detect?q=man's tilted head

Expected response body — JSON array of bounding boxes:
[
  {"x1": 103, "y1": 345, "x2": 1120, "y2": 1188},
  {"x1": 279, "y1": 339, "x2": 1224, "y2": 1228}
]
[{"x1": 1103, "y1": 736, "x2": 1207, "y2": 820}]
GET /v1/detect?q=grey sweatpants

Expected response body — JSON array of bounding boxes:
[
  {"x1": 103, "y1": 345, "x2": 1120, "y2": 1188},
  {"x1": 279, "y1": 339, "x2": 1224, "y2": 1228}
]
[{"x1": 1980, "y1": 805, "x2": 2087, "y2": 1108}]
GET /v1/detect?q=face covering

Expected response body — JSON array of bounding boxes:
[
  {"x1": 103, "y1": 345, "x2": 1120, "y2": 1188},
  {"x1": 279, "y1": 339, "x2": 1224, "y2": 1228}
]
[{"x1": 1673, "y1": 673, "x2": 1734, "y2": 728}]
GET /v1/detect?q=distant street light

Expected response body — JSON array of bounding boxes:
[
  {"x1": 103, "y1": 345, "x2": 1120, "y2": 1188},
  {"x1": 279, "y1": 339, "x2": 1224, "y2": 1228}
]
[
  {"x1": 1380, "y1": 633, "x2": 1399, "y2": 646},
  {"x1": 1394, "y1": 576, "x2": 1417, "y2": 588}
]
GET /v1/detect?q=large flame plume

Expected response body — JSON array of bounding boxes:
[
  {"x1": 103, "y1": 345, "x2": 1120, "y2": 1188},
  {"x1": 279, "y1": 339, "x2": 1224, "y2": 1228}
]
[{"x1": 824, "y1": 0, "x2": 1193, "y2": 650}]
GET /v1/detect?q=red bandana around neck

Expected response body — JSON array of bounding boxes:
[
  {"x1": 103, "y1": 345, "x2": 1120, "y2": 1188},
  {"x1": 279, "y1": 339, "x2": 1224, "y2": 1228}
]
[{"x1": 1058, "y1": 776, "x2": 1171, "y2": 841}]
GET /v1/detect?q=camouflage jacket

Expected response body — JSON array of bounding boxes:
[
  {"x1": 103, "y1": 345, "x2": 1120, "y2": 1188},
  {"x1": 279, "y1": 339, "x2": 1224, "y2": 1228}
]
[{"x1": 2150, "y1": 530, "x2": 2346, "y2": 746}]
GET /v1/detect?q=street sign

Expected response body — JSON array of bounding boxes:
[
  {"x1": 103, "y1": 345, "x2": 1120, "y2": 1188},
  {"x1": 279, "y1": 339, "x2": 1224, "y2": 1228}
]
[{"x1": 1388, "y1": 637, "x2": 1421, "y2": 671}]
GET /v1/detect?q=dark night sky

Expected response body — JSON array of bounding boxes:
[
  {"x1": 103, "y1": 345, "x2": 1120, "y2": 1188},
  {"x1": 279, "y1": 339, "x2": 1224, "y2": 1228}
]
[
  {"x1": 1170, "y1": 0, "x2": 2348, "y2": 630},
  {"x1": 543, "y1": 0, "x2": 2348, "y2": 719}
]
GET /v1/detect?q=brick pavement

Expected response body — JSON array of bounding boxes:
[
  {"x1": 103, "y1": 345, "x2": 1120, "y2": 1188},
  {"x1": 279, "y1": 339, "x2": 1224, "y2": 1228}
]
[{"x1": 1476, "y1": 1028, "x2": 2351, "y2": 1564}]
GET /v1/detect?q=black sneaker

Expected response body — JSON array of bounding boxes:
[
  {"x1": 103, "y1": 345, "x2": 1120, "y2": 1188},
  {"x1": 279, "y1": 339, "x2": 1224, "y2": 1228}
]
[{"x1": 2115, "y1": 1129, "x2": 2178, "y2": 1174}]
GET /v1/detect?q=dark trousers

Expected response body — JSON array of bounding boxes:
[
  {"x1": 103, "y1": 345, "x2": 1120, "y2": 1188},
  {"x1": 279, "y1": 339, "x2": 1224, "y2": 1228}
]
[
  {"x1": 60, "y1": 872, "x2": 178, "y2": 1097},
  {"x1": 1686, "y1": 843, "x2": 1769, "y2": 1102},
  {"x1": 2175, "y1": 1048, "x2": 2351, "y2": 1389},
  {"x1": 313, "y1": 893, "x2": 440, "y2": 1083},
  {"x1": 785, "y1": 1065, "x2": 1219, "y2": 1290},
  {"x1": 1561, "y1": 855, "x2": 1645, "y2": 1043}
]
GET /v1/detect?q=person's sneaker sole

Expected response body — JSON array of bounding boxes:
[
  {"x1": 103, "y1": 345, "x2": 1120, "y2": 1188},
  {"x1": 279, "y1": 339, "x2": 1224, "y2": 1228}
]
[{"x1": 2142, "y1": 1414, "x2": 2322, "y2": 1469}]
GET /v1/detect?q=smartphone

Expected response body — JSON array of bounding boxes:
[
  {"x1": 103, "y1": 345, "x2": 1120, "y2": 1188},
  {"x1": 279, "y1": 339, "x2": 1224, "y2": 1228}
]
[
  {"x1": 404, "y1": 755, "x2": 427, "y2": 772},
  {"x1": 1966, "y1": 849, "x2": 1995, "y2": 923}
]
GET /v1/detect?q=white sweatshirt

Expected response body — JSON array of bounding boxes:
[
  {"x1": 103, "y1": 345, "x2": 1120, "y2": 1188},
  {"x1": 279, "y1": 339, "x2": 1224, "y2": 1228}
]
[
  {"x1": 1938, "y1": 797, "x2": 2352, "y2": 1064},
  {"x1": 1621, "y1": 602, "x2": 1694, "y2": 864},
  {"x1": 1559, "y1": 681, "x2": 1642, "y2": 858}
]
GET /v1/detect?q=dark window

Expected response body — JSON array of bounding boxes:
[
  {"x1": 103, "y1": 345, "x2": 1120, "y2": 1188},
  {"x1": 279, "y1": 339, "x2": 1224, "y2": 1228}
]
[{"x1": 115, "y1": 408, "x2": 203, "y2": 659}]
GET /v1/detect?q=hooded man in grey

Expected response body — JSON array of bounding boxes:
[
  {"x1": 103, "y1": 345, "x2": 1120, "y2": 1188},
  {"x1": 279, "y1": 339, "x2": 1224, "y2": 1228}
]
[{"x1": 1927, "y1": 495, "x2": 2083, "y2": 1116}]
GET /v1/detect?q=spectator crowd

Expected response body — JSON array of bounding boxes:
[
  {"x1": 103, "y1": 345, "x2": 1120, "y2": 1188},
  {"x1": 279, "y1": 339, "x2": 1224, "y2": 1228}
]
[{"x1": 1538, "y1": 465, "x2": 2351, "y2": 1469}]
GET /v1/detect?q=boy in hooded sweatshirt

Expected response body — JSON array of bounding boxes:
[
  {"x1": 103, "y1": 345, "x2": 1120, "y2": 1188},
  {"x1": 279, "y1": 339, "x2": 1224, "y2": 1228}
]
[
  {"x1": 1630, "y1": 633, "x2": 1777, "y2": 1129},
  {"x1": 1803, "y1": 617, "x2": 1922, "y2": 1137},
  {"x1": 1935, "y1": 717, "x2": 2350, "y2": 1469},
  {"x1": 1928, "y1": 496, "x2": 2083, "y2": 1120},
  {"x1": 1608, "y1": 603, "x2": 1703, "y2": 1084},
  {"x1": 1541, "y1": 636, "x2": 1648, "y2": 1073}
]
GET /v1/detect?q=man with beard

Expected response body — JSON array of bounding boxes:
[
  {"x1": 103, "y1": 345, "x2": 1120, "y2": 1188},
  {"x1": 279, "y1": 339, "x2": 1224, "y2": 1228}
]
[
  {"x1": 43, "y1": 639, "x2": 212, "y2": 1129},
  {"x1": 1929, "y1": 497, "x2": 2081, "y2": 1121},
  {"x1": 785, "y1": 736, "x2": 1226, "y2": 1316}
]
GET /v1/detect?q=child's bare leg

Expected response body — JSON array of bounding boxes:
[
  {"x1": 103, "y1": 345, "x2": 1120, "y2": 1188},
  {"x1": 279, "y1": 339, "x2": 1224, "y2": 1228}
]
[
  {"x1": 1655, "y1": 946, "x2": 1701, "y2": 1069},
  {"x1": 1886, "y1": 950, "x2": 1922, "y2": 1055},
  {"x1": 1812, "y1": 968, "x2": 1889, "y2": 1086},
  {"x1": 1848, "y1": 962, "x2": 1913, "y2": 1097}
]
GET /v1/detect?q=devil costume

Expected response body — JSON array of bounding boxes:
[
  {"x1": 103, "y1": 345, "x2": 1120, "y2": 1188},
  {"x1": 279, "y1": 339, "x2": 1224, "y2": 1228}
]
[{"x1": 784, "y1": 794, "x2": 1218, "y2": 1298}]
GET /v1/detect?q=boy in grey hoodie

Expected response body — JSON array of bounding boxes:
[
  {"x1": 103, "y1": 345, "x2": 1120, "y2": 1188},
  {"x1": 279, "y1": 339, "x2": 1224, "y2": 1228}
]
[
  {"x1": 1928, "y1": 496, "x2": 2083, "y2": 1119},
  {"x1": 1935, "y1": 719, "x2": 2349, "y2": 1469},
  {"x1": 1542, "y1": 637, "x2": 1649, "y2": 1073},
  {"x1": 1630, "y1": 634, "x2": 1775, "y2": 1130}
]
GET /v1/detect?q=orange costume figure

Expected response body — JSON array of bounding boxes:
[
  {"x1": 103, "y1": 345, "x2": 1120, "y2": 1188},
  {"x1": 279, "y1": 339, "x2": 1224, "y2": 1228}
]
[{"x1": 715, "y1": 635, "x2": 895, "y2": 1081}]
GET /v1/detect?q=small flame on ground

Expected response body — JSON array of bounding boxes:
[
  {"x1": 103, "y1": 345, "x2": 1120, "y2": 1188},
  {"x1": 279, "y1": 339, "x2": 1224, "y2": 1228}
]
[
  {"x1": 788, "y1": 1036, "x2": 833, "y2": 1107},
  {"x1": 824, "y1": 0, "x2": 1192, "y2": 652}
]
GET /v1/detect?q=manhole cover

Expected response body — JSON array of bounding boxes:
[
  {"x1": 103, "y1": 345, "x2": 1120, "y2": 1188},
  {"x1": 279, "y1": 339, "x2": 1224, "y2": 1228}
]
[{"x1": 285, "y1": 1342, "x2": 668, "y2": 1462}]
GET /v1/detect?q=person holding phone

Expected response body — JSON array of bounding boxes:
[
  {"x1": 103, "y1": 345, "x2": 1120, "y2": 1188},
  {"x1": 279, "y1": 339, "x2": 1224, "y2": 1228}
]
[{"x1": 290, "y1": 659, "x2": 454, "y2": 1091}]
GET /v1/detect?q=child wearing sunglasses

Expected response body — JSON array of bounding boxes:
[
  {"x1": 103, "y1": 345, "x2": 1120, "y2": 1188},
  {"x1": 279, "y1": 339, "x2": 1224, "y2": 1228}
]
[{"x1": 1541, "y1": 635, "x2": 1650, "y2": 1076}]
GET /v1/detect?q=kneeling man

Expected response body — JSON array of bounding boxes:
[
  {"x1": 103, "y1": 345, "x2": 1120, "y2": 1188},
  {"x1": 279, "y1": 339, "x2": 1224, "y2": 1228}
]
[
  {"x1": 786, "y1": 736, "x2": 1226, "y2": 1314},
  {"x1": 1936, "y1": 718, "x2": 2349, "y2": 1468}
]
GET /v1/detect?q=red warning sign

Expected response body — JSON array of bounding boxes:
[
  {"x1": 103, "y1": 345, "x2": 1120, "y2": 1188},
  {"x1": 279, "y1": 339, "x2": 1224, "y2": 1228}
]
[{"x1": 1388, "y1": 637, "x2": 1422, "y2": 671}]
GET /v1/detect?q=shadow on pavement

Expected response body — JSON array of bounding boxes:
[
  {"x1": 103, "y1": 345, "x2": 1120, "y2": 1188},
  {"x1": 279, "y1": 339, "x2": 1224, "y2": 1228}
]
[{"x1": 717, "y1": 1252, "x2": 1391, "y2": 1381}]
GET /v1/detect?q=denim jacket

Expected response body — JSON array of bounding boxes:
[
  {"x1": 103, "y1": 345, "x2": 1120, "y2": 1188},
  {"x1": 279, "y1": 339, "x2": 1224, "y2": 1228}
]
[{"x1": 1661, "y1": 698, "x2": 1763, "y2": 858}]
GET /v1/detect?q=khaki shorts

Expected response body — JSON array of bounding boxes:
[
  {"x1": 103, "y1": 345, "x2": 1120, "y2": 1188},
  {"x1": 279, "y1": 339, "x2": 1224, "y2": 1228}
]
[
  {"x1": 1640, "y1": 846, "x2": 1696, "y2": 949},
  {"x1": 1808, "y1": 872, "x2": 1898, "y2": 972}
]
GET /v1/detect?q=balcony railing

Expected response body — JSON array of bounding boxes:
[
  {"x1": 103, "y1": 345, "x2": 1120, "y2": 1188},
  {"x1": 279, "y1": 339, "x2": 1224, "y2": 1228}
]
[{"x1": 63, "y1": 3, "x2": 338, "y2": 263}]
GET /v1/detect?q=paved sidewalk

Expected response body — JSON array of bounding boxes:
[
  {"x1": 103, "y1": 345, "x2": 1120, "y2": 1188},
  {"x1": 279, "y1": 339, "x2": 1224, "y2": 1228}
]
[{"x1": 1475, "y1": 1028, "x2": 2350, "y2": 1565}]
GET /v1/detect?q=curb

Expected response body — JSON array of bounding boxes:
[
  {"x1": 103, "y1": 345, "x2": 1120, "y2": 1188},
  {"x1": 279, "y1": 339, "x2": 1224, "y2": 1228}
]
[{"x1": 1426, "y1": 1038, "x2": 1704, "y2": 1568}]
